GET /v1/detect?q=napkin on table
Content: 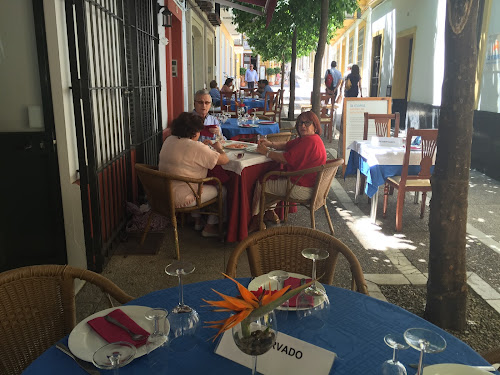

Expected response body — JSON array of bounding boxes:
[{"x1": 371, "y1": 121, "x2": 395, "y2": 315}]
[{"x1": 87, "y1": 308, "x2": 149, "y2": 347}]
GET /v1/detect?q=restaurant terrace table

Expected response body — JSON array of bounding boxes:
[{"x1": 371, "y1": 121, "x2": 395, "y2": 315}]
[
  {"x1": 23, "y1": 278, "x2": 496, "y2": 374},
  {"x1": 222, "y1": 97, "x2": 266, "y2": 111},
  {"x1": 220, "y1": 117, "x2": 280, "y2": 140},
  {"x1": 221, "y1": 146, "x2": 279, "y2": 242},
  {"x1": 344, "y1": 140, "x2": 432, "y2": 222}
]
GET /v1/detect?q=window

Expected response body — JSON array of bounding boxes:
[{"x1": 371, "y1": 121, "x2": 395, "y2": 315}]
[
  {"x1": 348, "y1": 34, "x2": 354, "y2": 63},
  {"x1": 357, "y1": 27, "x2": 365, "y2": 67}
]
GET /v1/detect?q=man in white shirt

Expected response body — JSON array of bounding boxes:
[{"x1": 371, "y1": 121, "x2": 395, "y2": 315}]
[{"x1": 245, "y1": 64, "x2": 258, "y2": 89}]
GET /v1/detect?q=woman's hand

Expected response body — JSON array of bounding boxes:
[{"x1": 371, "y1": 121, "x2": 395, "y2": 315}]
[
  {"x1": 258, "y1": 139, "x2": 272, "y2": 148},
  {"x1": 256, "y1": 142, "x2": 268, "y2": 155},
  {"x1": 212, "y1": 142, "x2": 224, "y2": 153}
]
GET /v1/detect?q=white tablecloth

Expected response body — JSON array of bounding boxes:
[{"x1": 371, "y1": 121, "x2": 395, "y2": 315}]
[
  {"x1": 347, "y1": 140, "x2": 424, "y2": 166},
  {"x1": 221, "y1": 142, "x2": 271, "y2": 175}
]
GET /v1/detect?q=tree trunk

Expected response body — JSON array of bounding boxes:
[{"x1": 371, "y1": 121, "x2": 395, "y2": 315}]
[
  {"x1": 311, "y1": 0, "x2": 329, "y2": 118},
  {"x1": 287, "y1": 27, "x2": 297, "y2": 120},
  {"x1": 424, "y1": 0, "x2": 479, "y2": 330}
]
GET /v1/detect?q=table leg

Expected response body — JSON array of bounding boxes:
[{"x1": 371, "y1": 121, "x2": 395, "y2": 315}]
[
  {"x1": 354, "y1": 169, "x2": 361, "y2": 204},
  {"x1": 370, "y1": 188, "x2": 379, "y2": 224},
  {"x1": 414, "y1": 191, "x2": 419, "y2": 204}
]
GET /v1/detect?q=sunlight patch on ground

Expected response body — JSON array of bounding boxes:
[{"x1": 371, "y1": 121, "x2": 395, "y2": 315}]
[{"x1": 335, "y1": 206, "x2": 417, "y2": 252}]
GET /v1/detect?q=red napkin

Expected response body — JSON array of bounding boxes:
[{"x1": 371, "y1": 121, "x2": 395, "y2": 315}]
[
  {"x1": 284, "y1": 277, "x2": 314, "y2": 307},
  {"x1": 87, "y1": 309, "x2": 149, "y2": 347}
]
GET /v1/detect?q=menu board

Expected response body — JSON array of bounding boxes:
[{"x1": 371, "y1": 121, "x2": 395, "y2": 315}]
[{"x1": 342, "y1": 97, "x2": 392, "y2": 173}]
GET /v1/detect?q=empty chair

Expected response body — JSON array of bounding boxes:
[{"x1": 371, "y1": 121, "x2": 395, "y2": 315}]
[
  {"x1": 363, "y1": 112, "x2": 401, "y2": 140},
  {"x1": 220, "y1": 90, "x2": 239, "y2": 117},
  {"x1": 319, "y1": 92, "x2": 336, "y2": 143},
  {"x1": 135, "y1": 164, "x2": 224, "y2": 259},
  {"x1": 225, "y1": 226, "x2": 369, "y2": 295},
  {"x1": 0, "y1": 264, "x2": 133, "y2": 375},
  {"x1": 258, "y1": 158, "x2": 344, "y2": 234},
  {"x1": 382, "y1": 128, "x2": 438, "y2": 231},
  {"x1": 251, "y1": 90, "x2": 280, "y2": 122}
]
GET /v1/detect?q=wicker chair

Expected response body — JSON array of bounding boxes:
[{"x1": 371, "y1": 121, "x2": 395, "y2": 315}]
[
  {"x1": 0, "y1": 264, "x2": 133, "y2": 375},
  {"x1": 258, "y1": 158, "x2": 344, "y2": 234},
  {"x1": 481, "y1": 348, "x2": 500, "y2": 364},
  {"x1": 225, "y1": 226, "x2": 369, "y2": 295},
  {"x1": 135, "y1": 164, "x2": 224, "y2": 259},
  {"x1": 265, "y1": 132, "x2": 292, "y2": 143}
]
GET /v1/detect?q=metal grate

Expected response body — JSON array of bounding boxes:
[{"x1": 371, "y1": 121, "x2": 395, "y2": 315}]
[{"x1": 66, "y1": 0, "x2": 161, "y2": 270}]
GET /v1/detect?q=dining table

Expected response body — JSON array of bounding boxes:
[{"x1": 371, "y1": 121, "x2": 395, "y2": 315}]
[
  {"x1": 220, "y1": 117, "x2": 280, "y2": 140},
  {"x1": 344, "y1": 140, "x2": 432, "y2": 223},
  {"x1": 221, "y1": 144, "x2": 279, "y2": 242},
  {"x1": 22, "y1": 278, "x2": 497, "y2": 374},
  {"x1": 222, "y1": 97, "x2": 266, "y2": 111}
]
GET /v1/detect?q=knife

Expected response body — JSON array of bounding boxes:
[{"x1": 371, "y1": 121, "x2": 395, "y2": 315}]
[
  {"x1": 408, "y1": 363, "x2": 497, "y2": 372},
  {"x1": 56, "y1": 343, "x2": 101, "y2": 375}
]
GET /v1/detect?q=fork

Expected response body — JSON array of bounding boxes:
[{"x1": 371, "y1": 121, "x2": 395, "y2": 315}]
[{"x1": 104, "y1": 315, "x2": 147, "y2": 341}]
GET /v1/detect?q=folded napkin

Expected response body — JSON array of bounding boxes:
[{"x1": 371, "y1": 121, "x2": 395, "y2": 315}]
[
  {"x1": 284, "y1": 277, "x2": 314, "y2": 308},
  {"x1": 87, "y1": 308, "x2": 149, "y2": 347}
]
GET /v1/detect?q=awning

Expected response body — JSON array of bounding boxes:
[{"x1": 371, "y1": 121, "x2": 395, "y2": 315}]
[{"x1": 215, "y1": 0, "x2": 277, "y2": 26}]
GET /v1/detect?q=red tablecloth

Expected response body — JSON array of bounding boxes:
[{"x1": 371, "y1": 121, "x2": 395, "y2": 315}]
[{"x1": 226, "y1": 161, "x2": 297, "y2": 243}]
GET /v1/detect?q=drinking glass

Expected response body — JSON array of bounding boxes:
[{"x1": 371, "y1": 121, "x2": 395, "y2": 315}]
[
  {"x1": 145, "y1": 308, "x2": 169, "y2": 353},
  {"x1": 268, "y1": 270, "x2": 290, "y2": 320},
  {"x1": 232, "y1": 311, "x2": 277, "y2": 375},
  {"x1": 381, "y1": 333, "x2": 409, "y2": 375},
  {"x1": 93, "y1": 341, "x2": 136, "y2": 374},
  {"x1": 296, "y1": 248, "x2": 330, "y2": 329},
  {"x1": 404, "y1": 328, "x2": 447, "y2": 375},
  {"x1": 165, "y1": 261, "x2": 200, "y2": 351}
]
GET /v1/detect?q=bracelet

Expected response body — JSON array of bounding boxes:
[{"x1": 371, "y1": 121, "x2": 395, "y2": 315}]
[{"x1": 266, "y1": 150, "x2": 271, "y2": 158}]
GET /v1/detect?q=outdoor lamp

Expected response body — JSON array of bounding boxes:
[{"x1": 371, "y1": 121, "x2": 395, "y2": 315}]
[{"x1": 161, "y1": 8, "x2": 172, "y2": 27}]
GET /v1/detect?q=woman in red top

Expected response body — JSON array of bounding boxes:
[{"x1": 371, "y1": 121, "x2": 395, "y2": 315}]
[{"x1": 248, "y1": 111, "x2": 327, "y2": 232}]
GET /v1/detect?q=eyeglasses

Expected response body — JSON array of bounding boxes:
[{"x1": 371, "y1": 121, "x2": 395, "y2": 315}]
[
  {"x1": 298, "y1": 121, "x2": 314, "y2": 127},
  {"x1": 195, "y1": 100, "x2": 212, "y2": 105}
]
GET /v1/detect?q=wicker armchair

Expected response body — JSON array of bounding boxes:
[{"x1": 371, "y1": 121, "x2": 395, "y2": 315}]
[
  {"x1": 265, "y1": 132, "x2": 292, "y2": 143},
  {"x1": 225, "y1": 226, "x2": 368, "y2": 295},
  {"x1": 258, "y1": 158, "x2": 344, "y2": 234},
  {"x1": 135, "y1": 164, "x2": 224, "y2": 259},
  {"x1": 481, "y1": 348, "x2": 500, "y2": 365},
  {"x1": 0, "y1": 264, "x2": 133, "y2": 375}
]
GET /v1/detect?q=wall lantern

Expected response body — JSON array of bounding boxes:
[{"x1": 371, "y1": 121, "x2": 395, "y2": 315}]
[{"x1": 161, "y1": 8, "x2": 173, "y2": 28}]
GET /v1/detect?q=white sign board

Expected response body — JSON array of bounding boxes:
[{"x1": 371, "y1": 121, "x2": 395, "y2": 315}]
[
  {"x1": 342, "y1": 97, "x2": 391, "y2": 172},
  {"x1": 215, "y1": 330, "x2": 336, "y2": 375}
]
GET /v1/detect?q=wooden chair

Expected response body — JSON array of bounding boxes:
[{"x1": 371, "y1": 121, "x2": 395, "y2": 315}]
[
  {"x1": 225, "y1": 226, "x2": 369, "y2": 295},
  {"x1": 220, "y1": 90, "x2": 239, "y2": 117},
  {"x1": 135, "y1": 164, "x2": 224, "y2": 259},
  {"x1": 0, "y1": 264, "x2": 133, "y2": 375},
  {"x1": 275, "y1": 89, "x2": 284, "y2": 128},
  {"x1": 319, "y1": 93, "x2": 336, "y2": 143},
  {"x1": 382, "y1": 128, "x2": 438, "y2": 231},
  {"x1": 252, "y1": 91, "x2": 280, "y2": 122},
  {"x1": 265, "y1": 131, "x2": 292, "y2": 143},
  {"x1": 363, "y1": 112, "x2": 401, "y2": 140},
  {"x1": 239, "y1": 87, "x2": 255, "y2": 99},
  {"x1": 481, "y1": 348, "x2": 500, "y2": 365},
  {"x1": 258, "y1": 158, "x2": 344, "y2": 234}
]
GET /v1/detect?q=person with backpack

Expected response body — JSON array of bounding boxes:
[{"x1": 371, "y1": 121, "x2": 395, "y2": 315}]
[{"x1": 324, "y1": 61, "x2": 342, "y2": 100}]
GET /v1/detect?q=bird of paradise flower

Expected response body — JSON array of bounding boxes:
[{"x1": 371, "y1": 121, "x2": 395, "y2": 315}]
[{"x1": 203, "y1": 273, "x2": 314, "y2": 341}]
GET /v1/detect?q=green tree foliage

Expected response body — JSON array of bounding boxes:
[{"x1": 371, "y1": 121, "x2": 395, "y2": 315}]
[{"x1": 232, "y1": 0, "x2": 357, "y2": 119}]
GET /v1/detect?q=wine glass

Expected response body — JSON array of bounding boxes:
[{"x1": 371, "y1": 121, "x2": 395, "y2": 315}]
[
  {"x1": 404, "y1": 328, "x2": 447, "y2": 375},
  {"x1": 165, "y1": 261, "x2": 200, "y2": 351},
  {"x1": 93, "y1": 341, "x2": 136, "y2": 374},
  {"x1": 381, "y1": 333, "x2": 409, "y2": 375},
  {"x1": 232, "y1": 311, "x2": 277, "y2": 375},
  {"x1": 268, "y1": 270, "x2": 290, "y2": 320},
  {"x1": 301, "y1": 248, "x2": 329, "y2": 296},
  {"x1": 145, "y1": 308, "x2": 169, "y2": 354}
]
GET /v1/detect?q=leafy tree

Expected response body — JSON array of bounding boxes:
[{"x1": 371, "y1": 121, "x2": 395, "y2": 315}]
[
  {"x1": 424, "y1": 0, "x2": 480, "y2": 330},
  {"x1": 232, "y1": 0, "x2": 357, "y2": 119}
]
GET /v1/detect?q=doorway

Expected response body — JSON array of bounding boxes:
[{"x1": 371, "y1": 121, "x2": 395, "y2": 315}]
[
  {"x1": 370, "y1": 34, "x2": 383, "y2": 97},
  {"x1": 392, "y1": 28, "x2": 416, "y2": 128},
  {"x1": 0, "y1": 0, "x2": 66, "y2": 271}
]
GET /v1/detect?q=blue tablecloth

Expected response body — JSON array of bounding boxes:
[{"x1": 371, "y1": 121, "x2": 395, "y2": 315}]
[
  {"x1": 345, "y1": 150, "x2": 425, "y2": 198},
  {"x1": 221, "y1": 118, "x2": 280, "y2": 139},
  {"x1": 23, "y1": 278, "x2": 493, "y2": 375},
  {"x1": 222, "y1": 98, "x2": 265, "y2": 111}
]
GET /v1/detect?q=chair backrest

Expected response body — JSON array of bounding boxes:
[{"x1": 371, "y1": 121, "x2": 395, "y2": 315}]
[
  {"x1": 263, "y1": 90, "x2": 279, "y2": 113},
  {"x1": 310, "y1": 158, "x2": 344, "y2": 211},
  {"x1": 401, "y1": 128, "x2": 438, "y2": 183},
  {"x1": 363, "y1": 112, "x2": 401, "y2": 140},
  {"x1": 225, "y1": 226, "x2": 369, "y2": 295},
  {"x1": 135, "y1": 164, "x2": 176, "y2": 217},
  {"x1": 0, "y1": 265, "x2": 133, "y2": 374},
  {"x1": 266, "y1": 132, "x2": 292, "y2": 143}
]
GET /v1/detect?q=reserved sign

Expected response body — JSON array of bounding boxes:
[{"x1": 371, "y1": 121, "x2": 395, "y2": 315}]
[
  {"x1": 370, "y1": 136, "x2": 404, "y2": 147},
  {"x1": 215, "y1": 330, "x2": 336, "y2": 374}
]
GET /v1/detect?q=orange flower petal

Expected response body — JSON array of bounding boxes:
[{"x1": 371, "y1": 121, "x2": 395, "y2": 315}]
[
  {"x1": 222, "y1": 273, "x2": 259, "y2": 308},
  {"x1": 262, "y1": 285, "x2": 291, "y2": 305},
  {"x1": 212, "y1": 290, "x2": 255, "y2": 310}
]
